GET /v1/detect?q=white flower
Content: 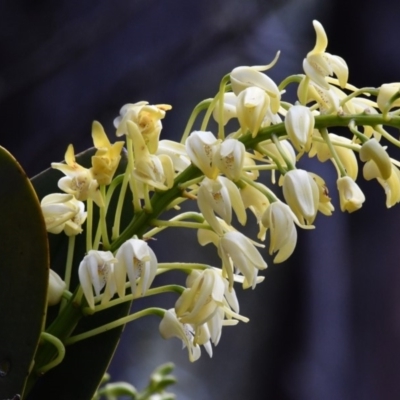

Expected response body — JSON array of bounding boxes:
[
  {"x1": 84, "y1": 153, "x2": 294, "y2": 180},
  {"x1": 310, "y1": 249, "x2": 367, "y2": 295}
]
[
  {"x1": 359, "y1": 138, "x2": 392, "y2": 181},
  {"x1": 185, "y1": 131, "x2": 220, "y2": 179},
  {"x1": 114, "y1": 102, "x2": 172, "y2": 153},
  {"x1": 47, "y1": 270, "x2": 66, "y2": 306},
  {"x1": 52, "y1": 144, "x2": 104, "y2": 207},
  {"x1": 282, "y1": 169, "x2": 319, "y2": 225},
  {"x1": 303, "y1": 20, "x2": 348, "y2": 90},
  {"x1": 377, "y1": 83, "x2": 400, "y2": 114},
  {"x1": 336, "y1": 176, "x2": 365, "y2": 213},
  {"x1": 236, "y1": 86, "x2": 270, "y2": 138},
  {"x1": 285, "y1": 104, "x2": 315, "y2": 153},
  {"x1": 212, "y1": 92, "x2": 237, "y2": 125},
  {"x1": 114, "y1": 239, "x2": 158, "y2": 298},
  {"x1": 78, "y1": 250, "x2": 117, "y2": 309},
  {"x1": 175, "y1": 269, "x2": 240, "y2": 327},
  {"x1": 197, "y1": 176, "x2": 246, "y2": 235},
  {"x1": 213, "y1": 138, "x2": 245, "y2": 181},
  {"x1": 156, "y1": 140, "x2": 190, "y2": 172},
  {"x1": 159, "y1": 309, "x2": 204, "y2": 362},
  {"x1": 219, "y1": 231, "x2": 267, "y2": 290},
  {"x1": 377, "y1": 165, "x2": 400, "y2": 208},
  {"x1": 41, "y1": 193, "x2": 87, "y2": 236}
]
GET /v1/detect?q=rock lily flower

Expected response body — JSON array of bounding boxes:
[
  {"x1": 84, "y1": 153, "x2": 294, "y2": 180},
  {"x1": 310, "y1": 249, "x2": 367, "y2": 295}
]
[
  {"x1": 282, "y1": 169, "x2": 319, "y2": 225},
  {"x1": 212, "y1": 92, "x2": 237, "y2": 125},
  {"x1": 303, "y1": 20, "x2": 348, "y2": 90},
  {"x1": 336, "y1": 176, "x2": 365, "y2": 212},
  {"x1": 284, "y1": 104, "x2": 315, "y2": 153},
  {"x1": 219, "y1": 231, "x2": 267, "y2": 290},
  {"x1": 359, "y1": 138, "x2": 392, "y2": 181},
  {"x1": 175, "y1": 269, "x2": 240, "y2": 327},
  {"x1": 78, "y1": 250, "x2": 117, "y2": 309},
  {"x1": 197, "y1": 176, "x2": 246, "y2": 236},
  {"x1": 159, "y1": 309, "x2": 206, "y2": 362},
  {"x1": 52, "y1": 144, "x2": 104, "y2": 207},
  {"x1": 40, "y1": 193, "x2": 87, "y2": 236},
  {"x1": 114, "y1": 238, "x2": 158, "y2": 298},
  {"x1": 376, "y1": 83, "x2": 400, "y2": 115},
  {"x1": 114, "y1": 101, "x2": 172, "y2": 153},
  {"x1": 90, "y1": 121, "x2": 124, "y2": 185},
  {"x1": 128, "y1": 121, "x2": 174, "y2": 190},
  {"x1": 47, "y1": 270, "x2": 66, "y2": 306},
  {"x1": 377, "y1": 165, "x2": 400, "y2": 208},
  {"x1": 236, "y1": 86, "x2": 270, "y2": 138},
  {"x1": 185, "y1": 130, "x2": 220, "y2": 179},
  {"x1": 213, "y1": 138, "x2": 245, "y2": 181},
  {"x1": 261, "y1": 201, "x2": 312, "y2": 263}
]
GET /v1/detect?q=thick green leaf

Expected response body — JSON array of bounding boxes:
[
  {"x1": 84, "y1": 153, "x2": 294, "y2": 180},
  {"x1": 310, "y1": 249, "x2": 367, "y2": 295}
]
[
  {"x1": 0, "y1": 147, "x2": 49, "y2": 399},
  {"x1": 28, "y1": 148, "x2": 133, "y2": 400}
]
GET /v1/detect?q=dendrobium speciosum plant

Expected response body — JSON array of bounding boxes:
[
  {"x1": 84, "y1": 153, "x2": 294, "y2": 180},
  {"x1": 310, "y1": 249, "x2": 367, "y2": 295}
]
[{"x1": 4, "y1": 19, "x2": 400, "y2": 399}]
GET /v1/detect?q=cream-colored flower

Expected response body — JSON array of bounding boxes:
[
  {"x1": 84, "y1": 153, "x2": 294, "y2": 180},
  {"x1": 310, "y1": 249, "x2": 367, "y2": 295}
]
[
  {"x1": 159, "y1": 309, "x2": 204, "y2": 362},
  {"x1": 212, "y1": 92, "x2": 237, "y2": 125},
  {"x1": 359, "y1": 138, "x2": 392, "y2": 181},
  {"x1": 336, "y1": 176, "x2": 365, "y2": 212},
  {"x1": 114, "y1": 238, "x2": 158, "y2": 298},
  {"x1": 78, "y1": 250, "x2": 117, "y2": 309},
  {"x1": 114, "y1": 102, "x2": 172, "y2": 153},
  {"x1": 309, "y1": 172, "x2": 335, "y2": 216},
  {"x1": 282, "y1": 169, "x2": 319, "y2": 225},
  {"x1": 285, "y1": 104, "x2": 315, "y2": 153},
  {"x1": 257, "y1": 139, "x2": 296, "y2": 172},
  {"x1": 156, "y1": 140, "x2": 190, "y2": 172},
  {"x1": 377, "y1": 164, "x2": 400, "y2": 208},
  {"x1": 197, "y1": 176, "x2": 246, "y2": 235},
  {"x1": 128, "y1": 121, "x2": 174, "y2": 190},
  {"x1": 185, "y1": 131, "x2": 220, "y2": 179},
  {"x1": 236, "y1": 86, "x2": 270, "y2": 138},
  {"x1": 219, "y1": 231, "x2": 267, "y2": 290},
  {"x1": 47, "y1": 270, "x2": 66, "y2": 306},
  {"x1": 303, "y1": 20, "x2": 348, "y2": 90},
  {"x1": 175, "y1": 269, "x2": 240, "y2": 327},
  {"x1": 41, "y1": 193, "x2": 87, "y2": 236},
  {"x1": 377, "y1": 83, "x2": 400, "y2": 114},
  {"x1": 262, "y1": 202, "x2": 298, "y2": 263},
  {"x1": 52, "y1": 144, "x2": 104, "y2": 207},
  {"x1": 230, "y1": 55, "x2": 281, "y2": 113},
  {"x1": 90, "y1": 121, "x2": 124, "y2": 185},
  {"x1": 240, "y1": 182, "x2": 270, "y2": 240},
  {"x1": 213, "y1": 138, "x2": 245, "y2": 181},
  {"x1": 309, "y1": 132, "x2": 358, "y2": 180}
]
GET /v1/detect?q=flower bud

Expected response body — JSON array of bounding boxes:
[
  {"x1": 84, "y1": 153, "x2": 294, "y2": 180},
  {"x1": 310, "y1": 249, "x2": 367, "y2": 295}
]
[
  {"x1": 47, "y1": 270, "x2": 66, "y2": 306},
  {"x1": 359, "y1": 138, "x2": 392, "y2": 181},
  {"x1": 285, "y1": 105, "x2": 315, "y2": 153},
  {"x1": 336, "y1": 176, "x2": 365, "y2": 212}
]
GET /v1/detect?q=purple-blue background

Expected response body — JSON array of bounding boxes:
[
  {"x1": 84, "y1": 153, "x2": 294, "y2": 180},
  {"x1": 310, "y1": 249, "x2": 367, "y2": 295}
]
[{"x1": 2, "y1": 1, "x2": 400, "y2": 399}]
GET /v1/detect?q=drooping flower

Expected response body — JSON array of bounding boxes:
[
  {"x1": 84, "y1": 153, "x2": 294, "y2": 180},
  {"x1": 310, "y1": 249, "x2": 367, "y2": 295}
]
[
  {"x1": 284, "y1": 104, "x2": 315, "y2": 153},
  {"x1": 336, "y1": 176, "x2": 365, "y2": 212},
  {"x1": 376, "y1": 83, "x2": 400, "y2": 115},
  {"x1": 282, "y1": 169, "x2": 319, "y2": 225},
  {"x1": 159, "y1": 309, "x2": 204, "y2": 362},
  {"x1": 114, "y1": 102, "x2": 172, "y2": 153},
  {"x1": 303, "y1": 20, "x2": 348, "y2": 90},
  {"x1": 156, "y1": 140, "x2": 191, "y2": 172},
  {"x1": 230, "y1": 54, "x2": 281, "y2": 113},
  {"x1": 128, "y1": 121, "x2": 174, "y2": 190},
  {"x1": 359, "y1": 138, "x2": 392, "y2": 181},
  {"x1": 236, "y1": 86, "x2": 270, "y2": 138},
  {"x1": 52, "y1": 144, "x2": 104, "y2": 207},
  {"x1": 219, "y1": 231, "x2": 267, "y2": 290},
  {"x1": 90, "y1": 121, "x2": 124, "y2": 185},
  {"x1": 309, "y1": 132, "x2": 358, "y2": 180},
  {"x1": 213, "y1": 138, "x2": 245, "y2": 181},
  {"x1": 185, "y1": 130, "x2": 220, "y2": 179},
  {"x1": 377, "y1": 164, "x2": 400, "y2": 208},
  {"x1": 175, "y1": 269, "x2": 240, "y2": 327},
  {"x1": 309, "y1": 172, "x2": 335, "y2": 216},
  {"x1": 261, "y1": 201, "x2": 311, "y2": 263},
  {"x1": 197, "y1": 176, "x2": 246, "y2": 235},
  {"x1": 41, "y1": 193, "x2": 87, "y2": 236},
  {"x1": 78, "y1": 250, "x2": 117, "y2": 309},
  {"x1": 114, "y1": 238, "x2": 158, "y2": 298},
  {"x1": 47, "y1": 270, "x2": 66, "y2": 306},
  {"x1": 212, "y1": 92, "x2": 237, "y2": 126}
]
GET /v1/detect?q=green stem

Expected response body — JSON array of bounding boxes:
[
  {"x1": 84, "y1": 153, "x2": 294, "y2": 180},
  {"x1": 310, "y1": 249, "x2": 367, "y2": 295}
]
[
  {"x1": 65, "y1": 308, "x2": 165, "y2": 346},
  {"x1": 181, "y1": 99, "x2": 213, "y2": 143},
  {"x1": 319, "y1": 128, "x2": 347, "y2": 177}
]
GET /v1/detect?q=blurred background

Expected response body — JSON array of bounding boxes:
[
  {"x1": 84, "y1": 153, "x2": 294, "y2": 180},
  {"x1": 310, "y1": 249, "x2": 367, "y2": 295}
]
[{"x1": 2, "y1": 0, "x2": 400, "y2": 399}]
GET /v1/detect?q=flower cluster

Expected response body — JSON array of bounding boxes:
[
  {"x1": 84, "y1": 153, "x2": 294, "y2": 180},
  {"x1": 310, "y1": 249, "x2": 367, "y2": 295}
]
[{"x1": 39, "y1": 19, "x2": 400, "y2": 366}]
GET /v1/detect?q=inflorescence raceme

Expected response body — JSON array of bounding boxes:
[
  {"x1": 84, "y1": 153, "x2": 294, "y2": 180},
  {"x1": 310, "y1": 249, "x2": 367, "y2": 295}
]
[{"x1": 42, "y1": 20, "x2": 400, "y2": 362}]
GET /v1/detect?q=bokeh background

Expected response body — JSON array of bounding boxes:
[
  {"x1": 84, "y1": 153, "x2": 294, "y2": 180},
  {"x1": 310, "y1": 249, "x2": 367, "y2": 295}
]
[{"x1": 2, "y1": 0, "x2": 400, "y2": 399}]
